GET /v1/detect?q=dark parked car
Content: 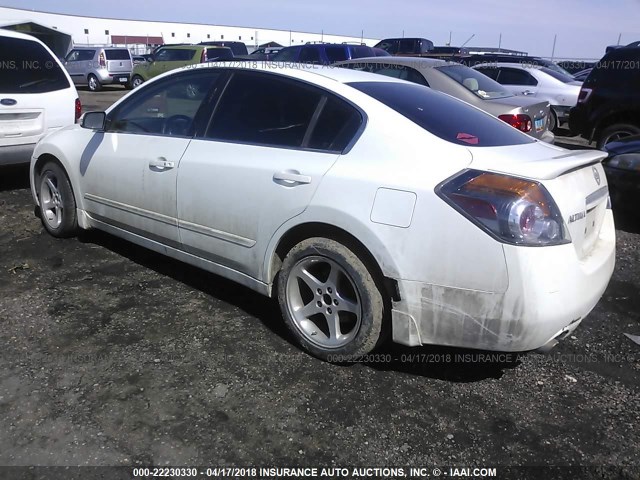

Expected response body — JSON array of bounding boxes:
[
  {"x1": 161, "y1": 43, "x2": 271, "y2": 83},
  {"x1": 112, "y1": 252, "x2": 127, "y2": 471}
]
[
  {"x1": 271, "y1": 43, "x2": 380, "y2": 64},
  {"x1": 199, "y1": 41, "x2": 248, "y2": 56},
  {"x1": 373, "y1": 37, "x2": 434, "y2": 55},
  {"x1": 569, "y1": 46, "x2": 640, "y2": 148},
  {"x1": 602, "y1": 135, "x2": 640, "y2": 216}
]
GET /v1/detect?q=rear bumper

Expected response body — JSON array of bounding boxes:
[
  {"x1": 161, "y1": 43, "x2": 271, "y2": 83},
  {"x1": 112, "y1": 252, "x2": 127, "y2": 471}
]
[
  {"x1": 390, "y1": 211, "x2": 616, "y2": 351},
  {"x1": 552, "y1": 105, "x2": 572, "y2": 122},
  {"x1": 604, "y1": 166, "x2": 640, "y2": 213},
  {"x1": 0, "y1": 143, "x2": 36, "y2": 166},
  {"x1": 568, "y1": 105, "x2": 590, "y2": 137},
  {"x1": 97, "y1": 71, "x2": 131, "y2": 85}
]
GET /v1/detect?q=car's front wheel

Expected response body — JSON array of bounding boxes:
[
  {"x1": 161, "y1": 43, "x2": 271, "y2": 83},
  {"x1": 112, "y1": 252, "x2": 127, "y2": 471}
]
[
  {"x1": 38, "y1": 162, "x2": 79, "y2": 238},
  {"x1": 277, "y1": 237, "x2": 385, "y2": 361},
  {"x1": 597, "y1": 123, "x2": 640, "y2": 149},
  {"x1": 549, "y1": 108, "x2": 559, "y2": 133},
  {"x1": 131, "y1": 75, "x2": 144, "y2": 89}
]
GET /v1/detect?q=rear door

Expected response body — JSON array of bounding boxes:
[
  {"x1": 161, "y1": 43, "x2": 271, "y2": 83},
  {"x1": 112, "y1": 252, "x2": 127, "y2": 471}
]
[
  {"x1": 495, "y1": 67, "x2": 539, "y2": 97},
  {"x1": 0, "y1": 35, "x2": 75, "y2": 151},
  {"x1": 176, "y1": 70, "x2": 364, "y2": 280}
]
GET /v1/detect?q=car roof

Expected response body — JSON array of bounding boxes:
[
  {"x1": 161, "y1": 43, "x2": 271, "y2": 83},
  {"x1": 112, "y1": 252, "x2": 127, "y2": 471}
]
[
  {"x1": 477, "y1": 62, "x2": 543, "y2": 70},
  {"x1": 186, "y1": 61, "x2": 409, "y2": 85},
  {"x1": 337, "y1": 56, "x2": 454, "y2": 68}
]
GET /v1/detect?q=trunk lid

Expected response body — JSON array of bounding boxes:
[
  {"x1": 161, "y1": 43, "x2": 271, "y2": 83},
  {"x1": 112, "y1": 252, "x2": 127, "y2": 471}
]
[
  {"x1": 487, "y1": 96, "x2": 551, "y2": 140},
  {"x1": 469, "y1": 142, "x2": 609, "y2": 259}
]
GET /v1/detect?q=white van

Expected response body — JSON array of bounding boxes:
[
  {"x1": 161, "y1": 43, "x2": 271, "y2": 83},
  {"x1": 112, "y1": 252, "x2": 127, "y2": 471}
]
[{"x1": 0, "y1": 29, "x2": 80, "y2": 165}]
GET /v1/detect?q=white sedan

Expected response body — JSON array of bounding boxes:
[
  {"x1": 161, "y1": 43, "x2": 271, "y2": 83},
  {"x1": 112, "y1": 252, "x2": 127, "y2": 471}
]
[
  {"x1": 473, "y1": 62, "x2": 582, "y2": 132},
  {"x1": 29, "y1": 62, "x2": 615, "y2": 361}
]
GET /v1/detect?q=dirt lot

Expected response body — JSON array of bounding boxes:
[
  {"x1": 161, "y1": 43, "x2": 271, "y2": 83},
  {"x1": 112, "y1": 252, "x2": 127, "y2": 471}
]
[{"x1": 0, "y1": 88, "x2": 639, "y2": 477}]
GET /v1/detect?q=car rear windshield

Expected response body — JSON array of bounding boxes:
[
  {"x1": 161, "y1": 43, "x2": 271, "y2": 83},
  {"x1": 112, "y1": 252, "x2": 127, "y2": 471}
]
[
  {"x1": 436, "y1": 64, "x2": 513, "y2": 99},
  {"x1": 349, "y1": 46, "x2": 375, "y2": 59},
  {"x1": 348, "y1": 81, "x2": 534, "y2": 147},
  {"x1": 0, "y1": 36, "x2": 70, "y2": 93},
  {"x1": 105, "y1": 49, "x2": 131, "y2": 60},
  {"x1": 539, "y1": 67, "x2": 576, "y2": 83}
]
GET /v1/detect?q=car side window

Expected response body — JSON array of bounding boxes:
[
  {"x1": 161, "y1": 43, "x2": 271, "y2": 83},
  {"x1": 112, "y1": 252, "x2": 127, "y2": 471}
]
[
  {"x1": 273, "y1": 47, "x2": 299, "y2": 62},
  {"x1": 154, "y1": 49, "x2": 172, "y2": 61},
  {"x1": 65, "y1": 50, "x2": 80, "y2": 62},
  {"x1": 307, "y1": 97, "x2": 363, "y2": 152},
  {"x1": 370, "y1": 65, "x2": 429, "y2": 87},
  {"x1": 107, "y1": 71, "x2": 221, "y2": 137},
  {"x1": 79, "y1": 50, "x2": 95, "y2": 61},
  {"x1": 325, "y1": 47, "x2": 348, "y2": 63},
  {"x1": 206, "y1": 72, "x2": 323, "y2": 148},
  {"x1": 496, "y1": 68, "x2": 538, "y2": 86},
  {"x1": 299, "y1": 47, "x2": 322, "y2": 64},
  {"x1": 474, "y1": 66, "x2": 500, "y2": 81}
]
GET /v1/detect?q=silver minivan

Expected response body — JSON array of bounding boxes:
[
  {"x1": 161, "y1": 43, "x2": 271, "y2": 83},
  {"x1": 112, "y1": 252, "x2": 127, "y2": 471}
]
[{"x1": 64, "y1": 47, "x2": 133, "y2": 91}]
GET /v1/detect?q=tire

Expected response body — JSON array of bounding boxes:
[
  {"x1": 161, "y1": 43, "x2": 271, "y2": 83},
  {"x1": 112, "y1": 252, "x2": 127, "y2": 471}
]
[
  {"x1": 87, "y1": 74, "x2": 102, "y2": 92},
  {"x1": 277, "y1": 237, "x2": 385, "y2": 361},
  {"x1": 38, "y1": 162, "x2": 79, "y2": 238},
  {"x1": 549, "y1": 108, "x2": 558, "y2": 133},
  {"x1": 597, "y1": 123, "x2": 640, "y2": 149},
  {"x1": 131, "y1": 75, "x2": 144, "y2": 89}
]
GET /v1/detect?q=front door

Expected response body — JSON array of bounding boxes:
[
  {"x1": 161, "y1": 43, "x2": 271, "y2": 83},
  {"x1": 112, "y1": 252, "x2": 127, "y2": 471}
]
[{"x1": 80, "y1": 70, "x2": 222, "y2": 247}]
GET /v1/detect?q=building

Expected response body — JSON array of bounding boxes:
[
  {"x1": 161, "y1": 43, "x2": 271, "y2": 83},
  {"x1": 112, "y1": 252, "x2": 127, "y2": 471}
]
[{"x1": 0, "y1": 6, "x2": 379, "y2": 57}]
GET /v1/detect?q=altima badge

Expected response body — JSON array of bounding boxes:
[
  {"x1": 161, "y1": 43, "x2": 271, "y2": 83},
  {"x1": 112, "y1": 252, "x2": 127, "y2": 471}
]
[{"x1": 592, "y1": 166, "x2": 601, "y2": 185}]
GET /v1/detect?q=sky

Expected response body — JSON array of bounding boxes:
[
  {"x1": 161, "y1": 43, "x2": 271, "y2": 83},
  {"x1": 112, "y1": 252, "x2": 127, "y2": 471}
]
[{"x1": 2, "y1": 0, "x2": 640, "y2": 59}]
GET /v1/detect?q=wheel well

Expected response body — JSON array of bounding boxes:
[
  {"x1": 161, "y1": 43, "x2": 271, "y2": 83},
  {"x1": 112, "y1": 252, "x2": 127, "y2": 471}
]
[
  {"x1": 595, "y1": 111, "x2": 640, "y2": 138},
  {"x1": 270, "y1": 222, "x2": 400, "y2": 302},
  {"x1": 33, "y1": 153, "x2": 64, "y2": 188}
]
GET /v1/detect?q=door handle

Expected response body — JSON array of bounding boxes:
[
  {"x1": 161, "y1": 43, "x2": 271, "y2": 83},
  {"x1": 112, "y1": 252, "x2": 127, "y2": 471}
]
[
  {"x1": 149, "y1": 158, "x2": 175, "y2": 170},
  {"x1": 273, "y1": 171, "x2": 311, "y2": 185},
  {"x1": 522, "y1": 90, "x2": 535, "y2": 95}
]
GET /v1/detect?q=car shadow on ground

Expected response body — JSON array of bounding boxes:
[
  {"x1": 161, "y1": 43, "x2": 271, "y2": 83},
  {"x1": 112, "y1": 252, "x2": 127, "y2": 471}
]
[
  {"x1": 0, "y1": 165, "x2": 30, "y2": 192},
  {"x1": 81, "y1": 229, "x2": 523, "y2": 383},
  {"x1": 614, "y1": 210, "x2": 640, "y2": 235}
]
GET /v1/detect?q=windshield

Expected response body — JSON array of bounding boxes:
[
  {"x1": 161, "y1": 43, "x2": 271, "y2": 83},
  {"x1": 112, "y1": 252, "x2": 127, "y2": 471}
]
[
  {"x1": 437, "y1": 64, "x2": 513, "y2": 99},
  {"x1": 540, "y1": 67, "x2": 578, "y2": 83},
  {"x1": 348, "y1": 81, "x2": 533, "y2": 147}
]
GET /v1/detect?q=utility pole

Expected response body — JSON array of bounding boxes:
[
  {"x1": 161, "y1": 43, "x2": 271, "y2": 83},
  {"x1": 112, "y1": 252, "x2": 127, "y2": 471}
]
[
  {"x1": 551, "y1": 34, "x2": 557, "y2": 60},
  {"x1": 402, "y1": 30, "x2": 404, "y2": 38},
  {"x1": 448, "y1": 31, "x2": 452, "y2": 46},
  {"x1": 361, "y1": 29, "x2": 364, "y2": 44},
  {"x1": 498, "y1": 33, "x2": 502, "y2": 52}
]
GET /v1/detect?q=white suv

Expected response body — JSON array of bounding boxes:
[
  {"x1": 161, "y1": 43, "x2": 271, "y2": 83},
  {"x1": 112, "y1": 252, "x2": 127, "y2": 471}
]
[{"x1": 0, "y1": 29, "x2": 80, "y2": 166}]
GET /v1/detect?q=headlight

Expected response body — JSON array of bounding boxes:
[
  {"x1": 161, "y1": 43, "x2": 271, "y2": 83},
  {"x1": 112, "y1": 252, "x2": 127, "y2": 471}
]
[
  {"x1": 437, "y1": 169, "x2": 571, "y2": 246},
  {"x1": 606, "y1": 153, "x2": 640, "y2": 172}
]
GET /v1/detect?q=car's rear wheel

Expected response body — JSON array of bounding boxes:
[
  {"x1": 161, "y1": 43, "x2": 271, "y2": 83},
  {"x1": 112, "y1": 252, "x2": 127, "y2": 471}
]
[
  {"x1": 87, "y1": 74, "x2": 102, "y2": 92},
  {"x1": 549, "y1": 109, "x2": 558, "y2": 133},
  {"x1": 131, "y1": 75, "x2": 144, "y2": 89},
  {"x1": 597, "y1": 123, "x2": 640, "y2": 149},
  {"x1": 277, "y1": 237, "x2": 385, "y2": 361},
  {"x1": 38, "y1": 162, "x2": 79, "y2": 238}
]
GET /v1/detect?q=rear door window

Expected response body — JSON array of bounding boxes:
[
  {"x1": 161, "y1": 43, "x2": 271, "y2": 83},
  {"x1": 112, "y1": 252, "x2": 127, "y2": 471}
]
[
  {"x1": 308, "y1": 97, "x2": 363, "y2": 152},
  {"x1": 0, "y1": 36, "x2": 70, "y2": 93},
  {"x1": 349, "y1": 81, "x2": 533, "y2": 147},
  {"x1": 206, "y1": 71, "x2": 322, "y2": 148}
]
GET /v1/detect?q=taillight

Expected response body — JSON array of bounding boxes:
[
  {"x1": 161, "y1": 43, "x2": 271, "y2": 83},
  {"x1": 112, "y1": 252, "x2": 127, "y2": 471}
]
[
  {"x1": 577, "y1": 87, "x2": 592, "y2": 104},
  {"x1": 99, "y1": 52, "x2": 106, "y2": 67},
  {"x1": 498, "y1": 114, "x2": 532, "y2": 133},
  {"x1": 75, "y1": 98, "x2": 82, "y2": 122},
  {"x1": 437, "y1": 170, "x2": 570, "y2": 246}
]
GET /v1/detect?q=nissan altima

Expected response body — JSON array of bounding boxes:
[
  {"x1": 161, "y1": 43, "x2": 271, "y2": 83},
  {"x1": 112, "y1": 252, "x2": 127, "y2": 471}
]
[{"x1": 29, "y1": 62, "x2": 615, "y2": 361}]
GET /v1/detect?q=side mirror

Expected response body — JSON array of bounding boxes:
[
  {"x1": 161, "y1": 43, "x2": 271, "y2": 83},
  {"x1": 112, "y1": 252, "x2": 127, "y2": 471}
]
[{"x1": 81, "y1": 111, "x2": 106, "y2": 130}]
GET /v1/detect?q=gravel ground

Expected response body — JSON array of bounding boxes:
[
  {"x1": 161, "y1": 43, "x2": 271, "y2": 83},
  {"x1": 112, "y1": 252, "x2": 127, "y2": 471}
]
[{"x1": 0, "y1": 89, "x2": 638, "y2": 478}]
